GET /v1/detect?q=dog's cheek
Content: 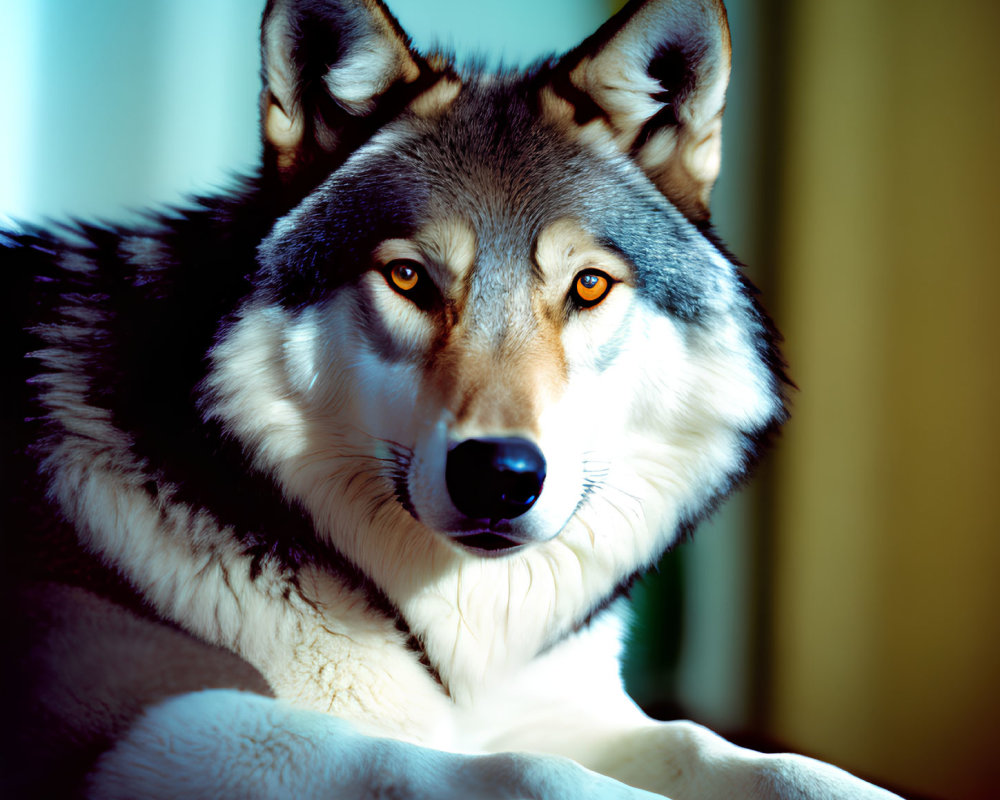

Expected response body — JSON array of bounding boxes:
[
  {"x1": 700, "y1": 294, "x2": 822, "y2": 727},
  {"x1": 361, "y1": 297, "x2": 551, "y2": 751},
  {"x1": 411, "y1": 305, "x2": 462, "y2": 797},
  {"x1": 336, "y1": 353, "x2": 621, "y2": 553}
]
[
  {"x1": 532, "y1": 308, "x2": 659, "y2": 516},
  {"x1": 292, "y1": 286, "x2": 431, "y2": 439},
  {"x1": 355, "y1": 351, "x2": 427, "y2": 446},
  {"x1": 556, "y1": 298, "x2": 688, "y2": 444},
  {"x1": 615, "y1": 307, "x2": 775, "y2": 525},
  {"x1": 358, "y1": 272, "x2": 437, "y2": 359}
]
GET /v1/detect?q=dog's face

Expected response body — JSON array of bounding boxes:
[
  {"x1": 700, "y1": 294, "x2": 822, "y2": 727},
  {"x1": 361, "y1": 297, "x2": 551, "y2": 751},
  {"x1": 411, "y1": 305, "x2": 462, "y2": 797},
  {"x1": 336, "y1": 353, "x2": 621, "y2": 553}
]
[{"x1": 203, "y1": 0, "x2": 785, "y2": 574}]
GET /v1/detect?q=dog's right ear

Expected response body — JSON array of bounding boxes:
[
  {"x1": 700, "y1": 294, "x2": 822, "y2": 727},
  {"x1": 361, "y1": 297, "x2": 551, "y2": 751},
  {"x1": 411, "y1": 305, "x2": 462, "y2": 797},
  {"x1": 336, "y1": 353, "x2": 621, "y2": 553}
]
[{"x1": 261, "y1": 0, "x2": 424, "y2": 182}]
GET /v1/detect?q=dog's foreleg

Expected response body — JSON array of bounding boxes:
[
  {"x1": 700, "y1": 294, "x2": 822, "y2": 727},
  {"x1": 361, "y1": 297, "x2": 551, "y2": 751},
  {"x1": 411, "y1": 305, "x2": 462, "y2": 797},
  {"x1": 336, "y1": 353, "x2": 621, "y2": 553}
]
[
  {"x1": 87, "y1": 689, "x2": 666, "y2": 800},
  {"x1": 491, "y1": 690, "x2": 903, "y2": 798},
  {"x1": 578, "y1": 719, "x2": 904, "y2": 800},
  {"x1": 482, "y1": 616, "x2": 901, "y2": 800}
]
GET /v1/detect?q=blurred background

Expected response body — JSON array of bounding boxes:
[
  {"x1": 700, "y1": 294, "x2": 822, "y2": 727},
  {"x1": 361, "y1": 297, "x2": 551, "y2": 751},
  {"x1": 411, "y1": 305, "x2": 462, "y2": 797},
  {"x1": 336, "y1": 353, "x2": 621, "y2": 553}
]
[{"x1": 2, "y1": 1, "x2": 998, "y2": 798}]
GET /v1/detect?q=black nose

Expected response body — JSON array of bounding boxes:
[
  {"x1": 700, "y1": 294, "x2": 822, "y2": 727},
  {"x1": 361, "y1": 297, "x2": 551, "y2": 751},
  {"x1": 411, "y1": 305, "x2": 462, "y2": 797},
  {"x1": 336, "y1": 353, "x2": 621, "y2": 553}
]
[{"x1": 445, "y1": 438, "x2": 546, "y2": 521}]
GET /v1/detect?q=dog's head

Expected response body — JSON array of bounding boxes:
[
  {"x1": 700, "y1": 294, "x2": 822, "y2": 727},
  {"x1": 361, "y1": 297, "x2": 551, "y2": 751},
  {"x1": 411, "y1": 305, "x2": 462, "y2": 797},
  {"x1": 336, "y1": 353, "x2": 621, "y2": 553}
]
[{"x1": 203, "y1": 0, "x2": 786, "y2": 572}]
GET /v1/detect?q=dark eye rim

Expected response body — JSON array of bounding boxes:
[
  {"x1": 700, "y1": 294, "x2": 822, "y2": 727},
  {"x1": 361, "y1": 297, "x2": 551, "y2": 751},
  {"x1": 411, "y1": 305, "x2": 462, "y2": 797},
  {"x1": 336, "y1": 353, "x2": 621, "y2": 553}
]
[
  {"x1": 382, "y1": 258, "x2": 423, "y2": 293},
  {"x1": 379, "y1": 258, "x2": 440, "y2": 310},
  {"x1": 570, "y1": 268, "x2": 616, "y2": 309}
]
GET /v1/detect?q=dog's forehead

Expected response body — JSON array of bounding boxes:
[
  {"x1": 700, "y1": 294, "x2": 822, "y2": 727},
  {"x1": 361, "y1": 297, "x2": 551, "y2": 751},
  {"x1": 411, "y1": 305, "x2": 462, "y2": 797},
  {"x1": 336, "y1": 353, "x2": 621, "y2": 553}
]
[
  {"x1": 401, "y1": 84, "x2": 729, "y2": 319},
  {"x1": 403, "y1": 79, "x2": 603, "y2": 242},
  {"x1": 396, "y1": 80, "x2": 721, "y2": 266}
]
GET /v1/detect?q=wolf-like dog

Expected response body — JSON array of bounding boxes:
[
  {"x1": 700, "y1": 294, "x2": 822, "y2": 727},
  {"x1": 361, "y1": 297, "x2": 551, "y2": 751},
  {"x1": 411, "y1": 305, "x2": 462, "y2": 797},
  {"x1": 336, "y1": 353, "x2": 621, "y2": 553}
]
[{"x1": 3, "y1": 1, "x2": 901, "y2": 797}]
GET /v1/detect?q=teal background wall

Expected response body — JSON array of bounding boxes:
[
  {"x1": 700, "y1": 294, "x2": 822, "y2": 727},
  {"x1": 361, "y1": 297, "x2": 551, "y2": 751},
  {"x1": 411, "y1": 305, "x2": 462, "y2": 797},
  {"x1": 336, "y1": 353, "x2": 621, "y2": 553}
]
[{"x1": 1, "y1": 0, "x2": 261, "y2": 222}]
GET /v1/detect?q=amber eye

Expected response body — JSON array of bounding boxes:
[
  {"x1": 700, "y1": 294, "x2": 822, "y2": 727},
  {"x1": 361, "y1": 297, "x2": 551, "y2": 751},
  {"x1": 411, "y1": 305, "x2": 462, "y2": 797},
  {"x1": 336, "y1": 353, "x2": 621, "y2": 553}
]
[
  {"x1": 571, "y1": 270, "x2": 613, "y2": 308},
  {"x1": 386, "y1": 260, "x2": 421, "y2": 294}
]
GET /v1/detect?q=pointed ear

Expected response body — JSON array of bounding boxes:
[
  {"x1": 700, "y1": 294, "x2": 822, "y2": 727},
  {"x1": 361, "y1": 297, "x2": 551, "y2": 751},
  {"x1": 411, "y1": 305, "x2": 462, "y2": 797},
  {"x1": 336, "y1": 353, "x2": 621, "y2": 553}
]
[
  {"x1": 555, "y1": 0, "x2": 731, "y2": 221},
  {"x1": 261, "y1": 0, "x2": 424, "y2": 181}
]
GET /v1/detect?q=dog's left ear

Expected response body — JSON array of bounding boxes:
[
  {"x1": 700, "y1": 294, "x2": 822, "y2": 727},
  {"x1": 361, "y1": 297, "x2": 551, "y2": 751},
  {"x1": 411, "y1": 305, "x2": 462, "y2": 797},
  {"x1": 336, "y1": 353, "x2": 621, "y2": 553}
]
[
  {"x1": 553, "y1": 0, "x2": 731, "y2": 221},
  {"x1": 260, "y1": 0, "x2": 424, "y2": 182}
]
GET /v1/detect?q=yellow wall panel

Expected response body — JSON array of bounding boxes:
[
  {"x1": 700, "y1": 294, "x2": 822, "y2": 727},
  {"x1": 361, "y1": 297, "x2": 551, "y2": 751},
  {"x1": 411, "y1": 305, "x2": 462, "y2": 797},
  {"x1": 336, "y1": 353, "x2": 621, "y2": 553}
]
[{"x1": 770, "y1": 1, "x2": 1000, "y2": 798}]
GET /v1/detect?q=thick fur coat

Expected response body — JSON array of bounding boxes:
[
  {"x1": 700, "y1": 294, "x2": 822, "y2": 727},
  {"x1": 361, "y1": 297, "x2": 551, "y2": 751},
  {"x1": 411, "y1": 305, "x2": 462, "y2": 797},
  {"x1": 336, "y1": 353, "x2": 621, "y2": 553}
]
[{"x1": 3, "y1": 1, "x2": 900, "y2": 798}]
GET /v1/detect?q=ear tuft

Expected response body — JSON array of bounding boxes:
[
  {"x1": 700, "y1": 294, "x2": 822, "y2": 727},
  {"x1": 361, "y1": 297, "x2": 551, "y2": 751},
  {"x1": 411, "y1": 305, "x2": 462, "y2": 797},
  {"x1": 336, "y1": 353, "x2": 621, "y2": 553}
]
[{"x1": 557, "y1": 0, "x2": 731, "y2": 221}]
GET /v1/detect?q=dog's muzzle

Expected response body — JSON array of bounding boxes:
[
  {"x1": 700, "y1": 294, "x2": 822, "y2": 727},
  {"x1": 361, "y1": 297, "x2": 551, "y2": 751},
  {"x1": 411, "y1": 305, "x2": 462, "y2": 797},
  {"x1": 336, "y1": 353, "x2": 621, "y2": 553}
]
[{"x1": 445, "y1": 437, "x2": 546, "y2": 544}]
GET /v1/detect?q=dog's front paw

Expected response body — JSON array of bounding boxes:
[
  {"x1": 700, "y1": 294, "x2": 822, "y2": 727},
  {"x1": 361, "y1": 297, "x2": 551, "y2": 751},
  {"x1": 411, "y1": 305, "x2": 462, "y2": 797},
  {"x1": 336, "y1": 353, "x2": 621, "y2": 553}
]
[{"x1": 749, "y1": 752, "x2": 902, "y2": 800}]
